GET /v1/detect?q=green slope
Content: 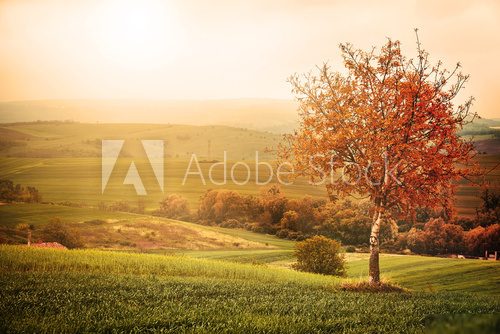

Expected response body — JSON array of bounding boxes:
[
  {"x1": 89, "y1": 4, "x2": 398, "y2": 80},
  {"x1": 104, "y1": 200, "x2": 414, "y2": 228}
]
[
  {"x1": 0, "y1": 203, "x2": 294, "y2": 251},
  {"x1": 0, "y1": 246, "x2": 499, "y2": 333}
]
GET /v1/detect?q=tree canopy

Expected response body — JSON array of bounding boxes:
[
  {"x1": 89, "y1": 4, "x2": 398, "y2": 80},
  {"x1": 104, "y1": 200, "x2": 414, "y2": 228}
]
[{"x1": 282, "y1": 31, "x2": 479, "y2": 283}]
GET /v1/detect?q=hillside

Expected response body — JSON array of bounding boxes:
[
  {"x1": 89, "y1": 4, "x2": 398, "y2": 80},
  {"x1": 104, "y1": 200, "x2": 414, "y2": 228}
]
[
  {"x1": 0, "y1": 203, "x2": 289, "y2": 251},
  {"x1": 0, "y1": 245, "x2": 499, "y2": 333},
  {"x1": 0, "y1": 122, "x2": 280, "y2": 160},
  {"x1": 2, "y1": 202, "x2": 499, "y2": 296},
  {"x1": 0, "y1": 122, "x2": 498, "y2": 216},
  {"x1": 0, "y1": 99, "x2": 299, "y2": 133}
]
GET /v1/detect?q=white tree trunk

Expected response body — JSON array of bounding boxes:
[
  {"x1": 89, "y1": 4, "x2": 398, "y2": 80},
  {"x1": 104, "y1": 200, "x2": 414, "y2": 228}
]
[{"x1": 369, "y1": 207, "x2": 382, "y2": 284}]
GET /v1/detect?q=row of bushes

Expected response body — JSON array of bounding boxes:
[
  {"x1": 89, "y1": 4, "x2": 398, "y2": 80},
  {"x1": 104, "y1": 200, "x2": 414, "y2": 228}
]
[
  {"x1": 150, "y1": 186, "x2": 499, "y2": 256},
  {"x1": 153, "y1": 186, "x2": 398, "y2": 244},
  {"x1": 0, "y1": 180, "x2": 41, "y2": 203},
  {"x1": 98, "y1": 200, "x2": 145, "y2": 214},
  {"x1": 404, "y1": 218, "x2": 500, "y2": 256}
]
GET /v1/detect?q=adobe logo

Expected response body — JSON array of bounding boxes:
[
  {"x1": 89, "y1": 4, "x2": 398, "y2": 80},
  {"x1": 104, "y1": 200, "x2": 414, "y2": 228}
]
[{"x1": 101, "y1": 140, "x2": 164, "y2": 195}]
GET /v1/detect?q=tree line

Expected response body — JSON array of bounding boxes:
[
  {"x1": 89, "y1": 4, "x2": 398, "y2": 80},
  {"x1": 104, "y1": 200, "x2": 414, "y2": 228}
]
[
  {"x1": 152, "y1": 185, "x2": 499, "y2": 257},
  {"x1": 0, "y1": 180, "x2": 41, "y2": 203}
]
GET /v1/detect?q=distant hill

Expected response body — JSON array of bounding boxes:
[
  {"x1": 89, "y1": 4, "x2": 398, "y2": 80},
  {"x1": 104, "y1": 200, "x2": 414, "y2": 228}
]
[
  {"x1": 0, "y1": 122, "x2": 280, "y2": 160},
  {"x1": 2, "y1": 99, "x2": 499, "y2": 136},
  {"x1": 460, "y1": 117, "x2": 500, "y2": 136},
  {"x1": 0, "y1": 99, "x2": 299, "y2": 134}
]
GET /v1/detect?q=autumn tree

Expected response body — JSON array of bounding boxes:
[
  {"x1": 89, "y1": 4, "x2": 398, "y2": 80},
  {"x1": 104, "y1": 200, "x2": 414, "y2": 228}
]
[
  {"x1": 281, "y1": 31, "x2": 478, "y2": 284},
  {"x1": 154, "y1": 194, "x2": 191, "y2": 220},
  {"x1": 407, "y1": 218, "x2": 465, "y2": 255}
]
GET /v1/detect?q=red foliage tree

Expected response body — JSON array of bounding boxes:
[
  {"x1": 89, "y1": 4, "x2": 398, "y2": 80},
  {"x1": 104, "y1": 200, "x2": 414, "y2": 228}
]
[
  {"x1": 465, "y1": 224, "x2": 500, "y2": 256},
  {"x1": 282, "y1": 31, "x2": 479, "y2": 283}
]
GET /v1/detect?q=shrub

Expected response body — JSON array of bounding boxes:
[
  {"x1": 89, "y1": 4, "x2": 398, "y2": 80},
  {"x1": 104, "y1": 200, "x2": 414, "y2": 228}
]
[
  {"x1": 279, "y1": 210, "x2": 300, "y2": 231},
  {"x1": 0, "y1": 180, "x2": 41, "y2": 203},
  {"x1": 345, "y1": 245, "x2": 356, "y2": 253},
  {"x1": 246, "y1": 222, "x2": 277, "y2": 234},
  {"x1": 281, "y1": 196, "x2": 325, "y2": 233},
  {"x1": 84, "y1": 219, "x2": 106, "y2": 225},
  {"x1": 275, "y1": 229, "x2": 290, "y2": 239},
  {"x1": 453, "y1": 217, "x2": 477, "y2": 231},
  {"x1": 220, "y1": 219, "x2": 243, "y2": 228},
  {"x1": 315, "y1": 200, "x2": 398, "y2": 246},
  {"x1": 259, "y1": 185, "x2": 288, "y2": 225},
  {"x1": 287, "y1": 231, "x2": 301, "y2": 240},
  {"x1": 475, "y1": 188, "x2": 500, "y2": 227},
  {"x1": 293, "y1": 235, "x2": 346, "y2": 276},
  {"x1": 108, "y1": 201, "x2": 132, "y2": 212},
  {"x1": 198, "y1": 190, "x2": 246, "y2": 223},
  {"x1": 407, "y1": 218, "x2": 465, "y2": 255},
  {"x1": 154, "y1": 194, "x2": 190, "y2": 220},
  {"x1": 464, "y1": 224, "x2": 500, "y2": 256},
  {"x1": 40, "y1": 218, "x2": 84, "y2": 249}
]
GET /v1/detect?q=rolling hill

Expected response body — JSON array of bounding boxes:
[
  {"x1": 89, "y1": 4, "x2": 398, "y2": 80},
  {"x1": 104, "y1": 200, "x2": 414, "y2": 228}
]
[
  {"x1": 0, "y1": 121, "x2": 498, "y2": 216},
  {"x1": 0, "y1": 203, "x2": 290, "y2": 251},
  {"x1": 0, "y1": 99, "x2": 299, "y2": 133}
]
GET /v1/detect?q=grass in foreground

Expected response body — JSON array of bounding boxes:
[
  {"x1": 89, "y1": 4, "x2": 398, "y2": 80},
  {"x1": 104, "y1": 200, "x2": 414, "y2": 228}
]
[{"x1": 1, "y1": 246, "x2": 499, "y2": 333}]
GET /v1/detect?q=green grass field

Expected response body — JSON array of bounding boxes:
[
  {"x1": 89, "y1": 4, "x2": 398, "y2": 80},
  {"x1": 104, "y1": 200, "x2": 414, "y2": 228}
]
[
  {"x1": 0, "y1": 245, "x2": 499, "y2": 333},
  {"x1": 1, "y1": 122, "x2": 499, "y2": 332},
  {"x1": 1, "y1": 202, "x2": 499, "y2": 332},
  {"x1": 1, "y1": 155, "x2": 497, "y2": 216},
  {"x1": 1, "y1": 122, "x2": 498, "y2": 215},
  {"x1": 0, "y1": 156, "x2": 327, "y2": 209},
  {"x1": 3, "y1": 202, "x2": 498, "y2": 295}
]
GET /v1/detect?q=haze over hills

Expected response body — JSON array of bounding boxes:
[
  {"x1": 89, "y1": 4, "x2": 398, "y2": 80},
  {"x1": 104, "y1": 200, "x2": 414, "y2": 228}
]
[
  {"x1": 1, "y1": 99, "x2": 499, "y2": 135},
  {"x1": 0, "y1": 99, "x2": 299, "y2": 134}
]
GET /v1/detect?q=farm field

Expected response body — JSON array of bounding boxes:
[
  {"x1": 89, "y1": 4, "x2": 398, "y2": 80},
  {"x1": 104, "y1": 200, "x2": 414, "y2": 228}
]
[
  {"x1": 0, "y1": 123, "x2": 499, "y2": 333},
  {"x1": 0, "y1": 245, "x2": 499, "y2": 333},
  {"x1": 1, "y1": 155, "x2": 497, "y2": 215},
  {"x1": 1, "y1": 122, "x2": 499, "y2": 215},
  {"x1": 0, "y1": 157, "x2": 327, "y2": 209}
]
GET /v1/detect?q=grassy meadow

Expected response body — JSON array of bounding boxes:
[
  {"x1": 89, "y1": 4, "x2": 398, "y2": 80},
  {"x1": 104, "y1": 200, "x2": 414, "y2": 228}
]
[
  {"x1": 1, "y1": 122, "x2": 499, "y2": 333},
  {"x1": 1, "y1": 245, "x2": 499, "y2": 333},
  {"x1": 1, "y1": 122, "x2": 499, "y2": 215}
]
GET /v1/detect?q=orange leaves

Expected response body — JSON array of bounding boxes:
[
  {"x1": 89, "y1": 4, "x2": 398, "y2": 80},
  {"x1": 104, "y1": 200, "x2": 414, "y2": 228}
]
[{"x1": 282, "y1": 37, "x2": 479, "y2": 212}]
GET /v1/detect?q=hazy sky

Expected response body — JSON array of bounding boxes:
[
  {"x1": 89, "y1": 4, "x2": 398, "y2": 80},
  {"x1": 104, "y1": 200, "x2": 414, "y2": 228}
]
[{"x1": 0, "y1": 0, "x2": 499, "y2": 118}]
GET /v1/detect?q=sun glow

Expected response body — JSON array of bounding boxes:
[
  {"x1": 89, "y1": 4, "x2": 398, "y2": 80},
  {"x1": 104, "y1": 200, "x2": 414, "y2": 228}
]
[{"x1": 88, "y1": 0, "x2": 183, "y2": 70}]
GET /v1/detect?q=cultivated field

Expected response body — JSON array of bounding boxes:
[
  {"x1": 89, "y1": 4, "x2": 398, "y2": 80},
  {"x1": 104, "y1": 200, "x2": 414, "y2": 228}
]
[{"x1": 1, "y1": 123, "x2": 499, "y2": 215}]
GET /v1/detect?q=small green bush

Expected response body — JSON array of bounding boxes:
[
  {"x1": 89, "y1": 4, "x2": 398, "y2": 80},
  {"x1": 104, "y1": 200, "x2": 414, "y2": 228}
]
[
  {"x1": 293, "y1": 235, "x2": 346, "y2": 276},
  {"x1": 220, "y1": 219, "x2": 242, "y2": 228},
  {"x1": 40, "y1": 218, "x2": 84, "y2": 249},
  {"x1": 84, "y1": 219, "x2": 106, "y2": 226},
  {"x1": 345, "y1": 245, "x2": 356, "y2": 253}
]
